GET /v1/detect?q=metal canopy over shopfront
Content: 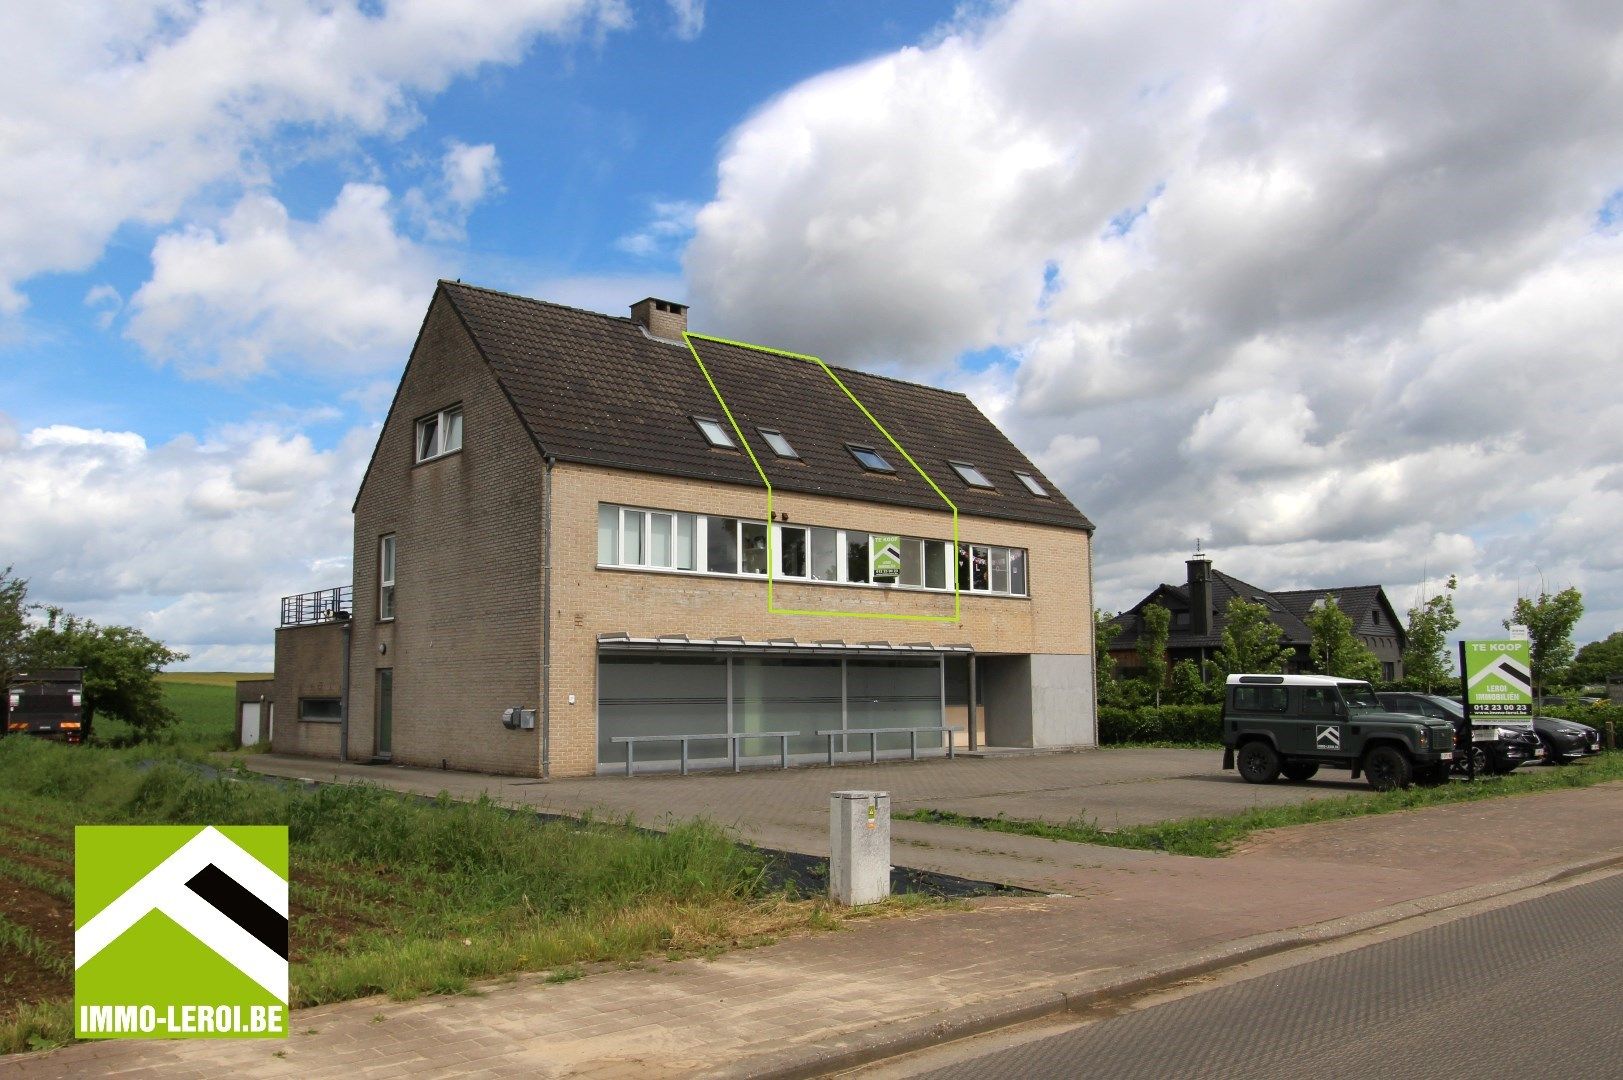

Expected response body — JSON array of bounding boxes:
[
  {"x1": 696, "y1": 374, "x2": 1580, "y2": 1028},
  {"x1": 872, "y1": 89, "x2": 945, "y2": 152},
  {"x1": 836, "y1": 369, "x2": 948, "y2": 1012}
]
[{"x1": 596, "y1": 634, "x2": 976, "y2": 773}]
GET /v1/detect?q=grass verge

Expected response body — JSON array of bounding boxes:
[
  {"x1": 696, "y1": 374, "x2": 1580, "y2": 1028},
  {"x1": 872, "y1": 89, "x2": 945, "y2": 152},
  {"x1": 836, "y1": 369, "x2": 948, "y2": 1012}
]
[
  {"x1": 0, "y1": 728, "x2": 946, "y2": 1055},
  {"x1": 900, "y1": 752, "x2": 1623, "y2": 859}
]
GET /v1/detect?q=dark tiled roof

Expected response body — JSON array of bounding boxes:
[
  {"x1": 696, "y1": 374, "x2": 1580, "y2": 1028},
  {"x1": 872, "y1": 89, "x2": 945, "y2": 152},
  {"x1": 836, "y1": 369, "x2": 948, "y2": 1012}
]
[
  {"x1": 440, "y1": 281, "x2": 1091, "y2": 531},
  {"x1": 1111, "y1": 574, "x2": 1403, "y2": 651},
  {"x1": 1273, "y1": 586, "x2": 1400, "y2": 638},
  {"x1": 1110, "y1": 569, "x2": 1313, "y2": 650}
]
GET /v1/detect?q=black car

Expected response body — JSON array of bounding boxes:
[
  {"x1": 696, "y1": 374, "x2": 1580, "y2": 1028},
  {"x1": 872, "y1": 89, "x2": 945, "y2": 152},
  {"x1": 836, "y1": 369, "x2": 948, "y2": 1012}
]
[
  {"x1": 1376, "y1": 692, "x2": 1542, "y2": 775},
  {"x1": 1533, "y1": 715, "x2": 1602, "y2": 764}
]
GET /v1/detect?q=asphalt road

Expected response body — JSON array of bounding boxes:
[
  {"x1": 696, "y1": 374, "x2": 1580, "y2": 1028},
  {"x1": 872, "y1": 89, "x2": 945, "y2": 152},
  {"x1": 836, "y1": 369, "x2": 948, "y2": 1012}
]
[{"x1": 905, "y1": 871, "x2": 1623, "y2": 1079}]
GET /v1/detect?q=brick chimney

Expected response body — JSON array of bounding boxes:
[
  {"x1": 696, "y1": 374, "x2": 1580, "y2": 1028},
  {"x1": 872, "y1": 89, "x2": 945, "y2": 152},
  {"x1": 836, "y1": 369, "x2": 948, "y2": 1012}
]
[
  {"x1": 630, "y1": 297, "x2": 688, "y2": 340},
  {"x1": 1187, "y1": 555, "x2": 1214, "y2": 636}
]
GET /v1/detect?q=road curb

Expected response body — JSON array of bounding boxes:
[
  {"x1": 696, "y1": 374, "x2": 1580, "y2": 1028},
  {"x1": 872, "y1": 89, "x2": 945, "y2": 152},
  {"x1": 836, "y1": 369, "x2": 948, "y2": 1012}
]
[{"x1": 723, "y1": 849, "x2": 1623, "y2": 1079}]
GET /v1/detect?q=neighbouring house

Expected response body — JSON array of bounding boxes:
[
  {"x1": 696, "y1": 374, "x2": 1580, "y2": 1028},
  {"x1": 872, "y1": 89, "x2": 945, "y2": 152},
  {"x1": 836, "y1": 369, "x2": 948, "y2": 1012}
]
[
  {"x1": 253, "y1": 282, "x2": 1098, "y2": 778},
  {"x1": 1108, "y1": 556, "x2": 1407, "y2": 682}
]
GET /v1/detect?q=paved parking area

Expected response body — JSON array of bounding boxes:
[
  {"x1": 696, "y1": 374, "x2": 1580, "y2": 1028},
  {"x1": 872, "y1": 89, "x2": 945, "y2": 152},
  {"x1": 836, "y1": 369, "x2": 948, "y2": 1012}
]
[{"x1": 246, "y1": 748, "x2": 1371, "y2": 892}]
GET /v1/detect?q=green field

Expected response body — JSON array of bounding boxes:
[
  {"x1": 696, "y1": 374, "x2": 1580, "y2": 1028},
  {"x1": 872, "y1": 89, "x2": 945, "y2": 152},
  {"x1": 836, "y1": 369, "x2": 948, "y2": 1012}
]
[
  {"x1": 0, "y1": 681, "x2": 927, "y2": 1055},
  {"x1": 92, "y1": 675, "x2": 242, "y2": 751},
  {"x1": 155, "y1": 671, "x2": 269, "y2": 687}
]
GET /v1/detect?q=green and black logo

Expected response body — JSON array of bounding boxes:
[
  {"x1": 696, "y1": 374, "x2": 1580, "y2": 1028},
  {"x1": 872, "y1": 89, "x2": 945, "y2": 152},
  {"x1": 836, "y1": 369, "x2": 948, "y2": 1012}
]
[{"x1": 75, "y1": 826, "x2": 288, "y2": 1039}]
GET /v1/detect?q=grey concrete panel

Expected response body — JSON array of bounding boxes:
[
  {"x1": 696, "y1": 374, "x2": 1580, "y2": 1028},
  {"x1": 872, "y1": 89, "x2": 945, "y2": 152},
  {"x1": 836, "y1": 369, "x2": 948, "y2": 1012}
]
[{"x1": 1029, "y1": 653, "x2": 1094, "y2": 748}]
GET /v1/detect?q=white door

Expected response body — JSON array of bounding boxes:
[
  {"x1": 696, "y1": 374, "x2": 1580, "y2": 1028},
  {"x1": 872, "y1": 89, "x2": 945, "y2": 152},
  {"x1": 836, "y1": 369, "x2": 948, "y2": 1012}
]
[{"x1": 241, "y1": 702, "x2": 261, "y2": 746}]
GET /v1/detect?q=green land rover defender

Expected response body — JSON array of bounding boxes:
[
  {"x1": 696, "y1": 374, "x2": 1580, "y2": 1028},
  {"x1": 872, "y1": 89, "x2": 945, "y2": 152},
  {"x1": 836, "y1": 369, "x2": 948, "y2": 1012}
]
[{"x1": 1220, "y1": 674, "x2": 1456, "y2": 791}]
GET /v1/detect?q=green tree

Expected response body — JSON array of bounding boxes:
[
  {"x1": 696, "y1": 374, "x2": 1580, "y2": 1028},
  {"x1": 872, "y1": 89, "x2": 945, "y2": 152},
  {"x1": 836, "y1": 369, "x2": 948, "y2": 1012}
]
[
  {"x1": 1138, "y1": 603, "x2": 1171, "y2": 706},
  {"x1": 1167, "y1": 659, "x2": 1209, "y2": 705},
  {"x1": 25, "y1": 606, "x2": 186, "y2": 739},
  {"x1": 1210, "y1": 597, "x2": 1294, "y2": 678},
  {"x1": 1306, "y1": 595, "x2": 1382, "y2": 683},
  {"x1": 1094, "y1": 608, "x2": 1123, "y2": 706},
  {"x1": 1571, "y1": 631, "x2": 1623, "y2": 687},
  {"x1": 1402, "y1": 576, "x2": 1460, "y2": 693},
  {"x1": 0, "y1": 566, "x2": 32, "y2": 693},
  {"x1": 1504, "y1": 587, "x2": 1584, "y2": 698}
]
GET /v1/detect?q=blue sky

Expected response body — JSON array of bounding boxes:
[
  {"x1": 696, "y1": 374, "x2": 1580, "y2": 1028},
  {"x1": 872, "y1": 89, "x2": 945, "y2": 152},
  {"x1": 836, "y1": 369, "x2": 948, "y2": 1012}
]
[
  {"x1": 2, "y1": 2, "x2": 958, "y2": 451},
  {"x1": 2, "y1": 0, "x2": 1621, "y2": 669}
]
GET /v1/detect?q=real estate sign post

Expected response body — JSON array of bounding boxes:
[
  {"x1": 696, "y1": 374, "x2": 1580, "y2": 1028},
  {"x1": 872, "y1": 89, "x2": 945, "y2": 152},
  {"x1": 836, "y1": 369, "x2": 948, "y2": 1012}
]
[{"x1": 1457, "y1": 636, "x2": 1534, "y2": 781}]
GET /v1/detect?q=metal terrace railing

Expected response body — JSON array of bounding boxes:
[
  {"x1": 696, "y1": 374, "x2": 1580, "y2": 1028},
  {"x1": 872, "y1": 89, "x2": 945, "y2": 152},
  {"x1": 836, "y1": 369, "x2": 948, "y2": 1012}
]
[{"x1": 280, "y1": 586, "x2": 354, "y2": 627}]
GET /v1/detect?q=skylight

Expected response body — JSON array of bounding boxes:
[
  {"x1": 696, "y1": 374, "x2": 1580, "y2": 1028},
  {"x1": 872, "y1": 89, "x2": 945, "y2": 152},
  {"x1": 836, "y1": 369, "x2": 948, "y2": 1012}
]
[
  {"x1": 693, "y1": 417, "x2": 735, "y2": 449},
  {"x1": 1014, "y1": 471, "x2": 1049, "y2": 497},
  {"x1": 950, "y1": 461, "x2": 994, "y2": 488},
  {"x1": 758, "y1": 428, "x2": 798, "y2": 458},
  {"x1": 847, "y1": 444, "x2": 894, "y2": 473}
]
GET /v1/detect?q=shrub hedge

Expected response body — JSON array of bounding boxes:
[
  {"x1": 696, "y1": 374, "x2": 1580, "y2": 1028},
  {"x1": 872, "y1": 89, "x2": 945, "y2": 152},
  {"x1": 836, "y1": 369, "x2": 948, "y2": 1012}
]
[{"x1": 1098, "y1": 704, "x2": 1223, "y2": 745}]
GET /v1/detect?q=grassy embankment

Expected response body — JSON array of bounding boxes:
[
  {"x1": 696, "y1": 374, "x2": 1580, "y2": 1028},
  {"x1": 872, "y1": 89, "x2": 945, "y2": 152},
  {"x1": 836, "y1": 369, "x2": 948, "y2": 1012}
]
[
  {"x1": 900, "y1": 751, "x2": 1623, "y2": 859},
  {"x1": 0, "y1": 675, "x2": 927, "y2": 1055}
]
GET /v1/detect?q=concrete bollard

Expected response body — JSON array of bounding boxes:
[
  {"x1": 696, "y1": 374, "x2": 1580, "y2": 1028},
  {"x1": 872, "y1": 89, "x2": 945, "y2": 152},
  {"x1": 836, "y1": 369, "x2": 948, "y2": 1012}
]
[{"x1": 829, "y1": 790, "x2": 890, "y2": 906}]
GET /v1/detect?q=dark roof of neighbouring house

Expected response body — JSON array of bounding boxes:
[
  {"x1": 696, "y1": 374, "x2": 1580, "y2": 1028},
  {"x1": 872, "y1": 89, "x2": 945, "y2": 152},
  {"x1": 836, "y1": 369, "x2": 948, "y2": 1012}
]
[
  {"x1": 1272, "y1": 586, "x2": 1401, "y2": 638},
  {"x1": 1109, "y1": 571, "x2": 1403, "y2": 652},
  {"x1": 1110, "y1": 570, "x2": 1313, "y2": 650},
  {"x1": 435, "y1": 281, "x2": 1091, "y2": 531}
]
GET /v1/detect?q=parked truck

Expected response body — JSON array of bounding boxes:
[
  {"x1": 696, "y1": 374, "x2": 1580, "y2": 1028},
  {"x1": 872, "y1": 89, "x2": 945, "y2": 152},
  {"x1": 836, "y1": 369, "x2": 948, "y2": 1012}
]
[
  {"x1": 4, "y1": 668, "x2": 89, "y2": 744},
  {"x1": 1221, "y1": 673, "x2": 1456, "y2": 791}
]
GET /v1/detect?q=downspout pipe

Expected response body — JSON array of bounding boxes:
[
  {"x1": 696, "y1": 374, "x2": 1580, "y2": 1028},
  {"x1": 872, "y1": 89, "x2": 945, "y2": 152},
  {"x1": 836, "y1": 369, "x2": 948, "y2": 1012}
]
[
  {"x1": 339, "y1": 619, "x2": 352, "y2": 762},
  {"x1": 541, "y1": 455, "x2": 554, "y2": 779}
]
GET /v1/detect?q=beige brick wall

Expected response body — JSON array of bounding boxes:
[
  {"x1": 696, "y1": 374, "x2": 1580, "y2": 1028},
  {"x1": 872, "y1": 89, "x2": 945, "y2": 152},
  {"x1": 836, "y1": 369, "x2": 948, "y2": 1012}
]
[
  {"x1": 269, "y1": 623, "x2": 345, "y2": 758},
  {"x1": 543, "y1": 463, "x2": 1093, "y2": 776},
  {"x1": 348, "y1": 292, "x2": 543, "y2": 776}
]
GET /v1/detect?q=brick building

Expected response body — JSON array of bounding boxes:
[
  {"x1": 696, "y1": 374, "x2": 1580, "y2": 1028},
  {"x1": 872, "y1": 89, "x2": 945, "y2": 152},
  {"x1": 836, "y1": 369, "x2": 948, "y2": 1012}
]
[{"x1": 257, "y1": 282, "x2": 1098, "y2": 777}]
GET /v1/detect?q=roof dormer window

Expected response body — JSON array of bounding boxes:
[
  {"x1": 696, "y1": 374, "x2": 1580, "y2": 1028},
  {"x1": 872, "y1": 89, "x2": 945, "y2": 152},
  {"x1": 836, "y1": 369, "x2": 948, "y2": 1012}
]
[
  {"x1": 949, "y1": 461, "x2": 994, "y2": 488},
  {"x1": 1014, "y1": 471, "x2": 1049, "y2": 497},
  {"x1": 692, "y1": 417, "x2": 735, "y2": 449},
  {"x1": 847, "y1": 444, "x2": 894, "y2": 473},
  {"x1": 758, "y1": 428, "x2": 798, "y2": 459}
]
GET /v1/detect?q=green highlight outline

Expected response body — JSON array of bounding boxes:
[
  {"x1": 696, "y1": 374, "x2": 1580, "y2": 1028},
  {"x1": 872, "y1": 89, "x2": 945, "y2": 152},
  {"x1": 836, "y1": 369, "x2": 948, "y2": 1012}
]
[{"x1": 683, "y1": 331, "x2": 961, "y2": 623}]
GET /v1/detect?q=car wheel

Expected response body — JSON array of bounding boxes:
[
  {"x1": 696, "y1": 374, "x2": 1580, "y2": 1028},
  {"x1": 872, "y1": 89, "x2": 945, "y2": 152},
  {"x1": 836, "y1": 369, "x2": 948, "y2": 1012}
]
[
  {"x1": 1237, "y1": 741, "x2": 1282, "y2": 784},
  {"x1": 1363, "y1": 746, "x2": 1413, "y2": 791},
  {"x1": 1281, "y1": 762, "x2": 1319, "y2": 782},
  {"x1": 1468, "y1": 745, "x2": 1492, "y2": 776}
]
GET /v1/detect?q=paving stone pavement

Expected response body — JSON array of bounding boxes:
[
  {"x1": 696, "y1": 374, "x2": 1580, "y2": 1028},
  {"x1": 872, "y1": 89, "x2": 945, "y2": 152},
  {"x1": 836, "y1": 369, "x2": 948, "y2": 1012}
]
[{"x1": 7, "y1": 755, "x2": 1619, "y2": 1079}]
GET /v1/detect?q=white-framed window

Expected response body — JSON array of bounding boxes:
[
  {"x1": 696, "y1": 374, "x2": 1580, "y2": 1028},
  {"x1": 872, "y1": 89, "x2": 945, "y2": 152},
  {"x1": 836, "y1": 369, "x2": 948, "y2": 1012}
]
[
  {"x1": 758, "y1": 428, "x2": 799, "y2": 459},
  {"x1": 378, "y1": 534, "x2": 396, "y2": 620},
  {"x1": 598, "y1": 506, "x2": 697, "y2": 571},
  {"x1": 593, "y1": 503, "x2": 1028, "y2": 596},
  {"x1": 415, "y1": 405, "x2": 462, "y2": 462},
  {"x1": 777, "y1": 525, "x2": 809, "y2": 578},
  {"x1": 1014, "y1": 471, "x2": 1049, "y2": 497},
  {"x1": 693, "y1": 416, "x2": 736, "y2": 448},
  {"x1": 956, "y1": 543, "x2": 1028, "y2": 596},
  {"x1": 949, "y1": 461, "x2": 994, "y2": 488}
]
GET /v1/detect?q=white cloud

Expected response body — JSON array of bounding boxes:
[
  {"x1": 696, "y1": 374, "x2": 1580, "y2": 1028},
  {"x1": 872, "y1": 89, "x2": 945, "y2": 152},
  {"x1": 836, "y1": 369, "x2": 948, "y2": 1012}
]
[
  {"x1": 667, "y1": 0, "x2": 705, "y2": 41},
  {"x1": 617, "y1": 199, "x2": 701, "y2": 258},
  {"x1": 684, "y1": 0, "x2": 1623, "y2": 643},
  {"x1": 442, "y1": 142, "x2": 502, "y2": 210},
  {"x1": 0, "y1": 419, "x2": 373, "y2": 670},
  {"x1": 0, "y1": 0, "x2": 629, "y2": 310},
  {"x1": 405, "y1": 140, "x2": 505, "y2": 240},
  {"x1": 127, "y1": 184, "x2": 438, "y2": 377}
]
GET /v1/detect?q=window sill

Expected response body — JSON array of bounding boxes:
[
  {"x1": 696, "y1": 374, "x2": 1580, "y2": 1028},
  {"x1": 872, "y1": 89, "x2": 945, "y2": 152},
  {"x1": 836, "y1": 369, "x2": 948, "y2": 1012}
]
[
  {"x1": 412, "y1": 448, "x2": 463, "y2": 469},
  {"x1": 594, "y1": 562, "x2": 1031, "y2": 600},
  {"x1": 297, "y1": 717, "x2": 342, "y2": 725}
]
